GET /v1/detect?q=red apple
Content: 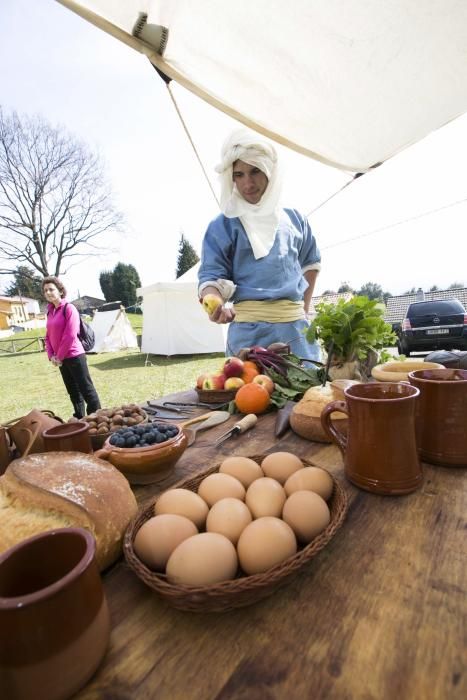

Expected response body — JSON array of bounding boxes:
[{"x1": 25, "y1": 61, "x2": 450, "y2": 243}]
[
  {"x1": 223, "y1": 357, "x2": 244, "y2": 378},
  {"x1": 196, "y1": 373, "x2": 208, "y2": 389},
  {"x1": 253, "y1": 374, "x2": 275, "y2": 395},
  {"x1": 224, "y1": 377, "x2": 245, "y2": 390},
  {"x1": 202, "y1": 373, "x2": 226, "y2": 390}
]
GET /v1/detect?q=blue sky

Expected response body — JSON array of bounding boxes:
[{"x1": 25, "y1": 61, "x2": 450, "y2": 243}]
[{"x1": 1, "y1": 0, "x2": 466, "y2": 300}]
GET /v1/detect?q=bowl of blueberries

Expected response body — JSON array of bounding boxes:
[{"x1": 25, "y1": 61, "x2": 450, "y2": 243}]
[{"x1": 94, "y1": 421, "x2": 188, "y2": 484}]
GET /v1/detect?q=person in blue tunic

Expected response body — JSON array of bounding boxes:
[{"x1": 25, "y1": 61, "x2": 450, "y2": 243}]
[{"x1": 198, "y1": 128, "x2": 321, "y2": 361}]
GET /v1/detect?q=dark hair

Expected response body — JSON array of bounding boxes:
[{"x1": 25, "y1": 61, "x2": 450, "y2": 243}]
[{"x1": 42, "y1": 276, "x2": 67, "y2": 298}]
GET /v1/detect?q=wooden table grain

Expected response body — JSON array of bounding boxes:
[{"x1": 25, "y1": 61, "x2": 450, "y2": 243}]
[{"x1": 77, "y1": 390, "x2": 466, "y2": 700}]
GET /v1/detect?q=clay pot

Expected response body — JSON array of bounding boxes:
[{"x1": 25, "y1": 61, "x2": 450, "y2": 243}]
[
  {"x1": 42, "y1": 421, "x2": 92, "y2": 454},
  {"x1": 95, "y1": 426, "x2": 188, "y2": 485},
  {"x1": 0, "y1": 528, "x2": 110, "y2": 700}
]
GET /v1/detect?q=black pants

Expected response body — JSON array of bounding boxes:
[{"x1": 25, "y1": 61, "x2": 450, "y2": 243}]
[{"x1": 59, "y1": 355, "x2": 101, "y2": 419}]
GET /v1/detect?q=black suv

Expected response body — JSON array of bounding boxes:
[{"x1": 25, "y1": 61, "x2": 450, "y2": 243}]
[{"x1": 399, "y1": 299, "x2": 467, "y2": 356}]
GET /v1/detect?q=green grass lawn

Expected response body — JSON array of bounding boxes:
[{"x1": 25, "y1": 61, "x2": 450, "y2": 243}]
[{"x1": 0, "y1": 315, "x2": 224, "y2": 422}]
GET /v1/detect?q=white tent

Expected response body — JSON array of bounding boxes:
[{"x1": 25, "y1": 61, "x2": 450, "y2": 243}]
[
  {"x1": 90, "y1": 308, "x2": 139, "y2": 353},
  {"x1": 137, "y1": 265, "x2": 227, "y2": 355},
  {"x1": 56, "y1": 1, "x2": 467, "y2": 172}
]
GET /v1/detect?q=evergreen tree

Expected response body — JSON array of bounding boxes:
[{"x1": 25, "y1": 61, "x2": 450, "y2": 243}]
[
  {"x1": 111, "y1": 263, "x2": 141, "y2": 308},
  {"x1": 4, "y1": 266, "x2": 43, "y2": 300},
  {"x1": 337, "y1": 282, "x2": 354, "y2": 293},
  {"x1": 99, "y1": 270, "x2": 115, "y2": 301},
  {"x1": 175, "y1": 233, "x2": 199, "y2": 278}
]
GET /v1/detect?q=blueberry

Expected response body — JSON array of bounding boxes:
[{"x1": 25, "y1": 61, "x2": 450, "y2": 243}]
[
  {"x1": 109, "y1": 434, "x2": 119, "y2": 445},
  {"x1": 155, "y1": 433, "x2": 166, "y2": 443},
  {"x1": 145, "y1": 432, "x2": 156, "y2": 444},
  {"x1": 125, "y1": 436, "x2": 138, "y2": 447},
  {"x1": 115, "y1": 437, "x2": 126, "y2": 448}
]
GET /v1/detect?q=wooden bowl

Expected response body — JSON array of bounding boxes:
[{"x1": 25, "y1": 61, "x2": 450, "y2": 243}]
[
  {"x1": 371, "y1": 360, "x2": 444, "y2": 383},
  {"x1": 94, "y1": 425, "x2": 187, "y2": 485},
  {"x1": 123, "y1": 457, "x2": 348, "y2": 612}
]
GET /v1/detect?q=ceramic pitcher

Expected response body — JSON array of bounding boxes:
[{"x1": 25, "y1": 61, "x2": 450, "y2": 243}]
[{"x1": 321, "y1": 382, "x2": 423, "y2": 495}]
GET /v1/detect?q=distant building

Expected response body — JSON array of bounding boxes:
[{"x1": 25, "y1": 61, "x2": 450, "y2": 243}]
[
  {"x1": 0, "y1": 296, "x2": 36, "y2": 329},
  {"x1": 309, "y1": 292, "x2": 353, "y2": 319},
  {"x1": 70, "y1": 296, "x2": 106, "y2": 315}
]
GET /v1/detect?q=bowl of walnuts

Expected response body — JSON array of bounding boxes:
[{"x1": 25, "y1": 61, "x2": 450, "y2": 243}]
[{"x1": 82, "y1": 404, "x2": 148, "y2": 450}]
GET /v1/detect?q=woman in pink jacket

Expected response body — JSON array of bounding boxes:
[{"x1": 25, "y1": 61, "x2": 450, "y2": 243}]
[{"x1": 42, "y1": 276, "x2": 101, "y2": 419}]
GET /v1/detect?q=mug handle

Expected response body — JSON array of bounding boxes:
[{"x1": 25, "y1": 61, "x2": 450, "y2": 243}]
[{"x1": 320, "y1": 400, "x2": 349, "y2": 456}]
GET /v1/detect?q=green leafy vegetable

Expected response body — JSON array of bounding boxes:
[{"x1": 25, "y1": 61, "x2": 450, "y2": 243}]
[{"x1": 306, "y1": 296, "x2": 397, "y2": 362}]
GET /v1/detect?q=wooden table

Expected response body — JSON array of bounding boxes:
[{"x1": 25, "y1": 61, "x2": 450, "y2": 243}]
[{"x1": 78, "y1": 390, "x2": 466, "y2": 700}]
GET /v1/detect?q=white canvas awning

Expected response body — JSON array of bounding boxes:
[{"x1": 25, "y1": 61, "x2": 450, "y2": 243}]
[{"x1": 56, "y1": 0, "x2": 467, "y2": 172}]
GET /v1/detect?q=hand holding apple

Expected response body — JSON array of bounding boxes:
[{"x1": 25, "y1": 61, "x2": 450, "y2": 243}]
[{"x1": 202, "y1": 294, "x2": 223, "y2": 316}]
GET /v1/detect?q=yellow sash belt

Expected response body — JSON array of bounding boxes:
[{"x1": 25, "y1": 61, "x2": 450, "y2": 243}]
[{"x1": 233, "y1": 299, "x2": 305, "y2": 323}]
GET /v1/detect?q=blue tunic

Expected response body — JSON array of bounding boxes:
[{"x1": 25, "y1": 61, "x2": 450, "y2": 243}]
[{"x1": 199, "y1": 208, "x2": 321, "y2": 361}]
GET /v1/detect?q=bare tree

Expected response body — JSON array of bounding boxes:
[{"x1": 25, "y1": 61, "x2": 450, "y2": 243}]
[{"x1": 0, "y1": 107, "x2": 122, "y2": 278}]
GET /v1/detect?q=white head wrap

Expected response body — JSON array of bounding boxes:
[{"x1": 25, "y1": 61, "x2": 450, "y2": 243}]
[{"x1": 215, "y1": 128, "x2": 283, "y2": 259}]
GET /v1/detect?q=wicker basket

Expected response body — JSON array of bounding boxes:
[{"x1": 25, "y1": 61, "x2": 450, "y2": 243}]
[
  {"x1": 123, "y1": 456, "x2": 348, "y2": 612},
  {"x1": 195, "y1": 387, "x2": 237, "y2": 404}
]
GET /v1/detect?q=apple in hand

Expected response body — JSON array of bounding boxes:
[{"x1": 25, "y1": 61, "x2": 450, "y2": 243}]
[
  {"x1": 253, "y1": 374, "x2": 275, "y2": 395},
  {"x1": 202, "y1": 373, "x2": 226, "y2": 390},
  {"x1": 202, "y1": 294, "x2": 223, "y2": 316},
  {"x1": 223, "y1": 357, "x2": 244, "y2": 378},
  {"x1": 224, "y1": 377, "x2": 245, "y2": 390}
]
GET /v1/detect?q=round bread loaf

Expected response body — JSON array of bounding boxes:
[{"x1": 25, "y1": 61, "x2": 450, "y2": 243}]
[
  {"x1": 290, "y1": 383, "x2": 349, "y2": 443},
  {"x1": 0, "y1": 451, "x2": 138, "y2": 570}
]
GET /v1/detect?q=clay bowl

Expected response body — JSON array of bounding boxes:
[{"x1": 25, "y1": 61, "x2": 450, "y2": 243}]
[
  {"x1": 371, "y1": 360, "x2": 444, "y2": 383},
  {"x1": 94, "y1": 426, "x2": 188, "y2": 485}
]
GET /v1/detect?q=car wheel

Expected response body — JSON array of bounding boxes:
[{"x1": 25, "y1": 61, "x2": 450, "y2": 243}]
[{"x1": 400, "y1": 342, "x2": 411, "y2": 357}]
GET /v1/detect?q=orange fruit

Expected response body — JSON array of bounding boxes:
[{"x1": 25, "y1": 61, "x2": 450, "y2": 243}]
[
  {"x1": 235, "y1": 382, "x2": 271, "y2": 415},
  {"x1": 241, "y1": 360, "x2": 260, "y2": 384}
]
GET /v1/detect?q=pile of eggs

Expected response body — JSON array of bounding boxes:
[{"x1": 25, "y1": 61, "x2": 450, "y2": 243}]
[{"x1": 133, "y1": 452, "x2": 334, "y2": 587}]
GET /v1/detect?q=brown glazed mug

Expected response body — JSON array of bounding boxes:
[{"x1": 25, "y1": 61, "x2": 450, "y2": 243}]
[
  {"x1": 42, "y1": 421, "x2": 92, "y2": 454},
  {"x1": 0, "y1": 528, "x2": 110, "y2": 700},
  {"x1": 321, "y1": 382, "x2": 423, "y2": 495},
  {"x1": 408, "y1": 368, "x2": 467, "y2": 467}
]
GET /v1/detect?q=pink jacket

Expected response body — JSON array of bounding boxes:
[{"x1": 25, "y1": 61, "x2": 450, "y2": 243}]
[{"x1": 45, "y1": 300, "x2": 84, "y2": 361}]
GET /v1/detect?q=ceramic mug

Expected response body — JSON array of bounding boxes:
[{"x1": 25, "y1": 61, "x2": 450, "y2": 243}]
[
  {"x1": 321, "y1": 382, "x2": 423, "y2": 495},
  {"x1": 408, "y1": 368, "x2": 467, "y2": 467},
  {"x1": 0, "y1": 528, "x2": 110, "y2": 700},
  {"x1": 42, "y1": 421, "x2": 92, "y2": 454}
]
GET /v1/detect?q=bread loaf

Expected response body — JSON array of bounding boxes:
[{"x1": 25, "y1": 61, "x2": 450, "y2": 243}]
[
  {"x1": 290, "y1": 383, "x2": 349, "y2": 443},
  {"x1": 0, "y1": 451, "x2": 138, "y2": 570}
]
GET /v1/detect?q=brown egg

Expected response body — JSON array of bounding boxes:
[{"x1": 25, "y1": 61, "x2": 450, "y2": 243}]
[
  {"x1": 261, "y1": 452, "x2": 304, "y2": 484},
  {"x1": 282, "y1": 490, "x2": 331, "y2": 543},
  {"x1": 219, "y1": 456, "x2": 264, "y2": 487},
  {"x1": 206, "y1": 498, "x2": 252, "y2": 544},
  {"x1": 166, "y1": 533, "x2": 238, "y2": 586},
  {"x1": 133, "y1": 514, "x2": 198, "y2": 570},
  {"x1": 237, "y1": 517, "x2": 297, "y2": 575},
  {"x1": 245, "y1": 477, "x2": 286, "y2": 518},
  {"x1": 154, "y1": 488, "x2": 209, "y2": 529},
  {"x1": 198, "y1": 473, "x2": 245, "y2": 506},
  {"x1": 284, "y1": 466, "x2": 334, "y2": 501}
]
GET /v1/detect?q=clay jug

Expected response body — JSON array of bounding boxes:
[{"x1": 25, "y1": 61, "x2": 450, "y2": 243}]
[
  {"x1": 0, "y1": 528, "x2": 110, "y2": 700},
  {"x1": 0, "y1": 427, "x2": 13, "y2": 475},
  {"x1": 321, "y1": 382, "x2": 423, "y2": 495},
  {"x1": 408, "y1": 368, "x2": 467, "y2": 467}
]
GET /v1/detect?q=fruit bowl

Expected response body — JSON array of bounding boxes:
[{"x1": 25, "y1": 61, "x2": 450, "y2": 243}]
[
  {"x1": 82, "y1": 405, "x2": 148, "y2": 450},
  {"x1": 195, "y1": 387, "x2": 238, "y2": 404},
  {"x1": 94, "y1": 424, "x2": 188, "y2": 485}
]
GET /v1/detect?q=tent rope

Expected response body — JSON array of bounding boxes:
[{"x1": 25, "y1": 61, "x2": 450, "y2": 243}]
[
  {"x1": 305, "y1": 171, "x2": 364, "y2": 217},
  {"x1": 165, "y1": 83, "x2": 220, "y2": 208}
]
